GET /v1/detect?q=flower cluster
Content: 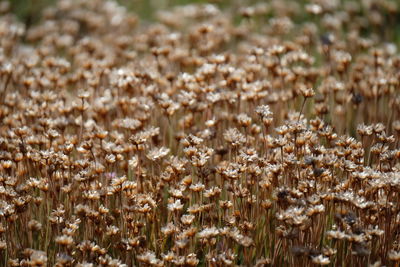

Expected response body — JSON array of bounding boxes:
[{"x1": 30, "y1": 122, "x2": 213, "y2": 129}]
[{"x1": 0, "y1": 0, "x2": 400, "y2": 266}]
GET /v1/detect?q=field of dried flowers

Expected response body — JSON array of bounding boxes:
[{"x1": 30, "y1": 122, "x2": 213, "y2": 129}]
[{"x1": 1, "y1": 0, "x2": 400, "y2": 266}]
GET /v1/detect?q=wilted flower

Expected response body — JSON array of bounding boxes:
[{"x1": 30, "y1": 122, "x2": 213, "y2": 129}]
[
  {"x1": 223, "y1": 128, "x2": 246, "y2": 147},
  {"x1": 147, "y1": 147, "x2": 170, "y2": 161},
  {"x1": 197, "y1": 226, "x2": 219, "y2": 239},
  {"x1": 311, "y1": 255, "x2": 330, "y2": 265},
  {"x1": 168, "y1": 199, "x2": 184, "y2": 212}
]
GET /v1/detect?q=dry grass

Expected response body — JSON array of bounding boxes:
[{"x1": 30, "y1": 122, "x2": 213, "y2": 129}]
[{"x1": 0, "y1": 0, "x2": 400, "y2": 266}]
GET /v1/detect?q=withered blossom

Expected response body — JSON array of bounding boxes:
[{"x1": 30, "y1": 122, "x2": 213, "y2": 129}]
[
  {"x1": 167, "y1": 199, "x2": 184, "y2": 212},
  {"x1": 146, "y1": 146, "x2": 170, "y2": 161}
]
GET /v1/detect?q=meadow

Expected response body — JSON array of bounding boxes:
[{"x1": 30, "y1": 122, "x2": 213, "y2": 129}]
[{"x1": 0, "y1": 0, "x2": 400, "y2": 266}]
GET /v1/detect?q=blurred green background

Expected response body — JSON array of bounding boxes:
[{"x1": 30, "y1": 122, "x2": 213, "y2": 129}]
[{"x1": 5, "y1": 0, "x2": 240, "y2": 26}]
